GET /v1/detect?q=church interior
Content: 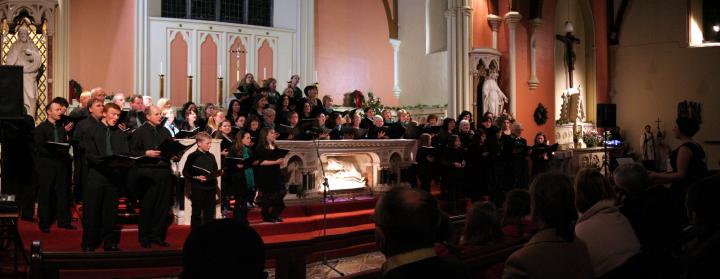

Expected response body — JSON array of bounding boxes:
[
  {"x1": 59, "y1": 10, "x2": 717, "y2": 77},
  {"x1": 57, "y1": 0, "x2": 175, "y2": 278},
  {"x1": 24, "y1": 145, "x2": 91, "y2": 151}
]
[{"x1": 0, "y1": 0, "x2": 718, "y2": 278}]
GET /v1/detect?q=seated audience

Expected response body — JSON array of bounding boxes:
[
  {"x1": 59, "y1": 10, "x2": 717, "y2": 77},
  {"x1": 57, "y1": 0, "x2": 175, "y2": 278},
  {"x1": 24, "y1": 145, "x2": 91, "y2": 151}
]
[
  {"x1": 182, "y1": 219, "x2": 266, "y2": 279},
  {"x1": 574, "y1": 168, "x2": 640, "y2": 277},
  {"x1": 462, "y1": 201, "x2": 502, "y2": 247},
  {"x1": 374, "y1": 187, "x2": 470, "y2": 279},
  {"x1": 503, "y1": 172, "x2": 594, "y2": 279},
  {"x1": 682, "y1": 174, "x2": 720, "y2": 279},
  {"x1": 500, "y1": 189, "x2": 535, "y2": 238}
]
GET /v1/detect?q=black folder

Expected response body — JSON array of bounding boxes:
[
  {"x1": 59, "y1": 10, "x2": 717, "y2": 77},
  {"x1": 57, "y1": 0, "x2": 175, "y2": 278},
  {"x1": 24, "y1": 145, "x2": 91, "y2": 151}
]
[
  {"x1": 58, "y1": 115, "x2": 87, "y2": 127},
  {"x1": 192, "y1": 165, "x2": 223, "y2": 178},
  {"x1": 175, "y1": 127, "x2": 200, "y2": 139},
  {"x1": 156, "y1": 138, "x2": 192, "y2": 158},
  {"x1": 100, "y1": 154, "x2": 144, "y2": 168},
  {"x1": 117, "y1": 110, "x2": 129, "y2": 124}
]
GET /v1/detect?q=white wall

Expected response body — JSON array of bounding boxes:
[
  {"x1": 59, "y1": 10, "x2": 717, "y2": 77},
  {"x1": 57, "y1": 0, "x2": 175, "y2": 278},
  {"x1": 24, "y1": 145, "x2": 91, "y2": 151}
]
[
  {"x1": 613, "y1": 0, "x2": 720, "y2": 170},
  {"x1": 398, "y1": 0, "x2": 448, "y2": 107}
]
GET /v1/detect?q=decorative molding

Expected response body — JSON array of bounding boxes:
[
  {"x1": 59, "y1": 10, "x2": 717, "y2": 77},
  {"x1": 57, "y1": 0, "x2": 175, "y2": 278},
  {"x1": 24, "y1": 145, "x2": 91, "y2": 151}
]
[
  {"x1": 504, "y1": 11, "x2": 521, "y2": 114},
  {"x1": 487, "y1": 14, "x2": 502, "y2": 49},
  {"x1": 528, "y1": 18, "x2": 542, "y2": 90},
  {"x1": 389, "y1": 38, "x2": 401, "y2": 99}
]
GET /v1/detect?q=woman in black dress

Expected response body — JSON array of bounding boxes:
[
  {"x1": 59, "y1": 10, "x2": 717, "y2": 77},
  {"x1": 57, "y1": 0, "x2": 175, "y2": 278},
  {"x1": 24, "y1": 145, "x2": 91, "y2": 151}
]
[
  {"x1": 434, "y1": 118, "x2": 456, "y2": 148},
  {"x1": 530, "y1": 132, "x2": 552, "y2": 179},
  {"x1": 415, "y1": 133, "x2": 437, "y2": 192},
  {"x1": 441, "y1": 134, "x2": 466, "y2": 214},
  {"x1": 227, "y1": 131, "x2": 256, "y2": 222},
  {"x1": 649, "y1": 117, "x2": 707, "y2": 227},
  {"x1": 226, "y1": 99, "x2": 243, "y2": 124},
  {"x1": 255, "y1": 127, "x2": 286, "y2": 223},
  {"x1": 467, "y1": 129, "x2": 492, "y2": 203}
]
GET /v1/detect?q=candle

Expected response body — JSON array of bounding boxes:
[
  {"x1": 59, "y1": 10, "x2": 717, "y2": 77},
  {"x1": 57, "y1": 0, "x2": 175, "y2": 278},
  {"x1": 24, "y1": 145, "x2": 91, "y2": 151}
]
[
  {"x1": 160, "y1": 61, "x2": 164, "y2": 75},
  {"x1": 218, "y1": 63, "x2": 222, "y2": 77},
  {"x1": 263, "y1": 67, "x2": 267, "y2": 80},
  {"x1": 187, "y1": 62, "x2": 192, "y2": 76},
  {"x1": 288, "y1": 69, "x2": 292, "y2": 81},
  {"x1": 314, "y1": 70, "x2": 318, "y2": 83}
]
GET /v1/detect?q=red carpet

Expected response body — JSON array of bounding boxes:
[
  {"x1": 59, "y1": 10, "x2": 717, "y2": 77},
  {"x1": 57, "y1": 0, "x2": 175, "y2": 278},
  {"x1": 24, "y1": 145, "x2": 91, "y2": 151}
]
[{"x1": 17, "y1": 196, "x2": 377, "y2": 252}]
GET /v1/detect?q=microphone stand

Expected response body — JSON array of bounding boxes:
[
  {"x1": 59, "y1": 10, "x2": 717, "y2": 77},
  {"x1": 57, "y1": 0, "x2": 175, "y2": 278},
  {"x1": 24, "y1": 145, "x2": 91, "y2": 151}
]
[{"x1": 312, "y1": 134, "x2": 344, "y2": 276}]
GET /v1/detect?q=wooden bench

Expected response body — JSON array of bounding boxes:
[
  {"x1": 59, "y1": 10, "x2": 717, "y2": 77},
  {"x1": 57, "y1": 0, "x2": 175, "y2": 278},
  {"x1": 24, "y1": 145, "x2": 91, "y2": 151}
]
[{"x1": 29, "y1": 228, "x2": 376, "y2": 279}]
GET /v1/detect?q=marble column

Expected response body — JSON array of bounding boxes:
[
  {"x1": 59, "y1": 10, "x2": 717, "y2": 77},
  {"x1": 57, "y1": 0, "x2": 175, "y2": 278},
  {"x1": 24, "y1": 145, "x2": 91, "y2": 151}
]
[
  {"x1": 445, "y1": 7, "x2": 457, "y2": 117},
  {"x1": 459, "y1": 2, "x2": 472, "y2": 112},
  {"x1": 504, "y1": 11, "x2": 522, "y2": 114},
  {"x1": 528, "y1": 18, "x2": 543, "y2": 90},
  {"x1": 487, "y1": 14, "x2": 502, "y2": 50},
  {"x1": 390, "y1": 39, "x2": 402, "y2": 99}
]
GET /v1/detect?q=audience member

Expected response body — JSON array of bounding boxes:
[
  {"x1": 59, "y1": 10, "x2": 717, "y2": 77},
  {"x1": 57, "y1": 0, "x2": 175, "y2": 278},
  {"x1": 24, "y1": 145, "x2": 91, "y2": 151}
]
[
  {"x1": 682, "y1": 175, "x2": 720, "y2": 279},
  {"x1": 462, "y1": 202, "x2": 502, "y2": 246},
  {"x1": 500, "y1": 189, "x2": 535, "y2": 238}
]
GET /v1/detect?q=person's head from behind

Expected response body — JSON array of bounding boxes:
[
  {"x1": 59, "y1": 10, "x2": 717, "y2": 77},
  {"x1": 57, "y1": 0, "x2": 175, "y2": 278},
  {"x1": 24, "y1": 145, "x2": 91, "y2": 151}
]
[
  {"x1": 574, "y1": 168, "x2": 614, "y2": 213},
  {"x1": 503, "y1": 189, "x2": 531, "y2": 226},
  {"x1": 613, "y1": 163, "x2": 649, "y2": 197},
  {"x1": 686, "y1": 175, "x2": 720, "y2": 239},
  {"x1": 182, "y1": 219, "x2": 266, "y2": 279},
  {"x1": 530, "y1": 172, "x2": 577, "y2": 241},
  {"x1": 196, "y1": 132, "x2": 212, "y2": 152},
  {"x1": 463, "y1": 202, "x2": 502, "y2": 246},
  {"x1": 373, "y1": 187, "x2": 440, "y2": 257},
  {"x1": 673, "y1": 117, "x2": 700, "y2": 139}
]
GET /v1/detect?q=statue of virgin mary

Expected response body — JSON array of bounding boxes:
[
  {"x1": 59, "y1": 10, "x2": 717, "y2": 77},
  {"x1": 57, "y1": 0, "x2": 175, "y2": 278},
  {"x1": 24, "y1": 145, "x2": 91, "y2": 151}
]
[{"x1": 482, "y1": 72, "x2": 508, "y2": 116}]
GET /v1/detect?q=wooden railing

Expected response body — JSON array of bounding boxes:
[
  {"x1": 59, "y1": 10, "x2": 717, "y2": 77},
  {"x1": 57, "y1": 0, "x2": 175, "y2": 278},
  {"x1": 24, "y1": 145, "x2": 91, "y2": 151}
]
[{"x1": 29, "y1": 229, "x2": 376, "y2": 279}]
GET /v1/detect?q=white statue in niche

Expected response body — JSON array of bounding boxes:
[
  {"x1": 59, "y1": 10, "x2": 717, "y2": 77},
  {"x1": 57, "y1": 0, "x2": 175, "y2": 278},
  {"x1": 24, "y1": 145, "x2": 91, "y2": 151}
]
[
  {"x1": 482, "y1": 72, "x2": 508, "y2": 116},
  {"x1": 6, "y1": 25, "x2": 42, "y2": 117}
]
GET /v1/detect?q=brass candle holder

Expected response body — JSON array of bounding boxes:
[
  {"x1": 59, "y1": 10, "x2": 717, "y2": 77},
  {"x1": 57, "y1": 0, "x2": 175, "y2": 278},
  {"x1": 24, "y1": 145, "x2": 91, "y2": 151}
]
[
  {"x1": 187, "y1": 76, "x2": 194, "y2": 102},
  {"x1": 217, "y1": 77, "x2": 224, "y2": 105},
  {"x1": 159, "y1": 74, "x2": 165, "y2": 99}
]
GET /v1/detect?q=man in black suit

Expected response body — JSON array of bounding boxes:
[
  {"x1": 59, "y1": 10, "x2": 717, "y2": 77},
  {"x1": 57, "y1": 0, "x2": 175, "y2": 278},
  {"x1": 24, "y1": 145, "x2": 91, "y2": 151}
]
[
  {"x1": 373, "y1": 187, "x2": 470, "y2": 279},
  {"x1": 125, "y1": 94, "x2": 146, "y2": 131},
  {"x1": 71, "y1": 98, "x2": 104, "y2": 203},
  {"x1": 359, "y1": 107, "x2": 375, "y2": 129}
]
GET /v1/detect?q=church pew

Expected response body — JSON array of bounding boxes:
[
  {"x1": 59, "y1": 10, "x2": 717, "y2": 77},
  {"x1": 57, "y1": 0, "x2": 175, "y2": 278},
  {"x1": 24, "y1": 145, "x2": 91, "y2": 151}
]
[{"x1": 29, "y1": 228, "x2": 376, "y2": 279}]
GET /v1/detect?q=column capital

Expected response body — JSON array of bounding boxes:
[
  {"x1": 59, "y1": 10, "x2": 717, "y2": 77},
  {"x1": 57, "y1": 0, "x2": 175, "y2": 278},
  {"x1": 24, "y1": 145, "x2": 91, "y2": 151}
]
[
  {"x1": 445, "y1": 9, "x2": 457, "y2": 18},
  {"x1": 487, "y1": 14, "x2": 503, "y2": 31},
  {"x1": 504, "y1": 11, "x2": 522, "y2": 25},
  {"x1": 389, "y1": 38, "x2": 402, "y2": 49}
]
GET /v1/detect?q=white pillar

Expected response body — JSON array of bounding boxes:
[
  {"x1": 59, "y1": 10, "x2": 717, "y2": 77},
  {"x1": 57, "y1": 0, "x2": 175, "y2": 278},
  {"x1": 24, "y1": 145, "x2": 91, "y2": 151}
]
[
  {"x1": 135, "y1": 0, "x2": 149, "y2": 95},
  {"x1": 300, "y1": 0, "x2": 315, "y2": 87},
  {"x1": 504, "y1": 11, "x2": 522, "y2": 115},
  {"x1": 487, "y1": 14, "x2": 502, "y2": 50},
  {"x1": 445, "y1": 7, "x2": 457, "y2": 117},
  {"x1": 390, "y1": 39, "x2": 402, "y2": 100},
  {"x1": 528, "y1": 18, "x2": 542, "y2": 90},
  {"x1": 459, "y1": 3, "x2": 472, "y2": 112}
]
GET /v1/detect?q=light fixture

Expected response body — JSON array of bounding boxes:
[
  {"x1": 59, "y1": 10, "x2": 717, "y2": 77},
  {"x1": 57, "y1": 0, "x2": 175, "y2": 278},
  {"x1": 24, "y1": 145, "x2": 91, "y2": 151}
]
[{"x1": 713, "y1": 24, "x2": 720, "y2": 32}]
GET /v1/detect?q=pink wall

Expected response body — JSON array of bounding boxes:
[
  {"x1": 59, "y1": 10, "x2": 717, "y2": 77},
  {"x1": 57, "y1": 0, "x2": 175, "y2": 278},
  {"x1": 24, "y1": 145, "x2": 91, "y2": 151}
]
[
  {"x1": 315, "y1": 0, "x2": 396, "y2": 106},
  {"x1": 591, "y1": 0, "x2": 609, "y2": 104},
  {"x1": 200, "y1": 36, "x2": 217, "y2": 104},
  {"x1": 170, "y1": 33, "x2": 188, "y2": 107},
  {"x1": 257, "y1": 40, "x2": 274, "y2": 83},
  {"x1": 228, "y1": 38, "x2": 247, "y2": 89},
  {"x1": 69, "y1": 0, "x2": 135, "y2": 98}
]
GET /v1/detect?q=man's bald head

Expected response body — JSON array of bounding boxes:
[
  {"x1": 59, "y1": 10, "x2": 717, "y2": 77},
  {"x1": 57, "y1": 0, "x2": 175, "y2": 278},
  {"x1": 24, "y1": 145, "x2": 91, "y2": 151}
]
[
  {"x1": 374, "y1": 187, "x2": 440, "y2": 256},
  {"x1": 144, "y1": 105, "x2": 163, "y2": 126},
  {"x1": 90, "y1": 87, "x2": 107, "y2": 101}
]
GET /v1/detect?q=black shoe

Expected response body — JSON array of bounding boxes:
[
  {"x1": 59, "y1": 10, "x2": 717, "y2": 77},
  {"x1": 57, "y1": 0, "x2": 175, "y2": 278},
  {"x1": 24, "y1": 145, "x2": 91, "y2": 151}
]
[
  {"x1": 152, "y1": 240, "x2": 170, "y2": 247},
  {"x1": 82, "y1": 246, "x2": 96, "y2": 252},
  {"x1": 275, "y1": 216, "x2": 284, "y2": 222},
  {"x1": 58, "y1": 224, "x2": 77, "y2": 230},
  {"x1": 103, "y1": 245, "x2": 120, "y2": 251},
  {"x1": 39, "y1": 227, "x2": 50, "y2": 233},
  {"x1": 140, "y1": 241, "x2": 152, "y2": 248},
  {"x1": 262, "y1": 218, "x2": 277, "y2": 223}
]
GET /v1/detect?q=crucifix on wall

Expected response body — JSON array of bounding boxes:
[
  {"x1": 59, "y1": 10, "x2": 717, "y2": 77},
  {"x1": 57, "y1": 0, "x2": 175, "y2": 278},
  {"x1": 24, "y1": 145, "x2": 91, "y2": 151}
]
[
  {"x1": 556, "y1": 21, "x2": 580, "y2": 88},
  {"x1": 230, "y1": 47, "x2": 246, "y2": 83}
]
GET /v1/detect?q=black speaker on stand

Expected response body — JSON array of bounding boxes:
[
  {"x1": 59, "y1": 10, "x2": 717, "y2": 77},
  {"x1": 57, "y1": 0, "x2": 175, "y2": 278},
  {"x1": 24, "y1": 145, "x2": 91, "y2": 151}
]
[
  {"x1": 0, "y1": 66, "x2": 27, "y2": 196},
  {"x1": 596, "y1": 104, "x2": 616, "y2": 176}
]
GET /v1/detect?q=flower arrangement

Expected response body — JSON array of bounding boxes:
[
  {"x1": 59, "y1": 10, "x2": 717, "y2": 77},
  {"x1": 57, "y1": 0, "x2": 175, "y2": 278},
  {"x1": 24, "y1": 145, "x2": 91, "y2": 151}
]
[{"x1": 582, "y1": 129, "x2": 604, "y2": 147}]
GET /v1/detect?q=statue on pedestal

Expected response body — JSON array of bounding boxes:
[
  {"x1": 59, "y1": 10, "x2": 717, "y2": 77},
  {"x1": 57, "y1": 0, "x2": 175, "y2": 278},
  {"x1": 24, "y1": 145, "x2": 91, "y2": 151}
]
[
  {"x1": 482, "y1": 72, "x2": 508, "y2": 116},
  {"x1": 6, "y1": 25, "x2": 42, "y2": 117}
]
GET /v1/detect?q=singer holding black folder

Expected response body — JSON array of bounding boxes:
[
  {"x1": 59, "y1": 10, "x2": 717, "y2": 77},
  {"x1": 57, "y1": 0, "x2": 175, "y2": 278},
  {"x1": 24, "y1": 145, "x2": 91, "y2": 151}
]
[
  {"x1": 182, "y1": 132, "x2": 220, "y2": 231},
  {"x1": 255, "y1": 127, "x2": 287, "y2": 223},
  {"x1": 227, "y1": 131, "x2": 256, "y2": 222},
  {"x1": 34, "y1": 99, "x2": 74, "y2": 233},
  {"x1": 81, "y1": 103, "x2": 128, "y2": 251},
  {"x1": 128, "y1": 105, "x2": 175, "y2": 248}
]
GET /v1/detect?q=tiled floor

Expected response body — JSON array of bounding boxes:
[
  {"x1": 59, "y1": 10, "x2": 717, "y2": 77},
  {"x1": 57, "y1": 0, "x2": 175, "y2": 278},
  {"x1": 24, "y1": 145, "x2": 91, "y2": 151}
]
[{"x1": 265, "y1": 251, "x2": 385, "y2": 279}]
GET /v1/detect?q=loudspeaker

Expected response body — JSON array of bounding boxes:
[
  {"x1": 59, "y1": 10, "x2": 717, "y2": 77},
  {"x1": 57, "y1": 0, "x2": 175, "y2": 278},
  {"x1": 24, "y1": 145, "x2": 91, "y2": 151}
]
[
  {"x1": 0, "y1": 66, "x2": 25, "y2": 120},
  {"x1": 597, "y1": 104, "x2": 617, "y2": 128}
]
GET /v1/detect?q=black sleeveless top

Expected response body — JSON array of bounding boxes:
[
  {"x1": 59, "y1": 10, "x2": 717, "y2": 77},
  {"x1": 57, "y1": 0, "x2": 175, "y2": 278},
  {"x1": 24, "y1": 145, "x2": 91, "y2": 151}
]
[{"x1": 670, "y1": 142, "x2": 707, "y2": 188}]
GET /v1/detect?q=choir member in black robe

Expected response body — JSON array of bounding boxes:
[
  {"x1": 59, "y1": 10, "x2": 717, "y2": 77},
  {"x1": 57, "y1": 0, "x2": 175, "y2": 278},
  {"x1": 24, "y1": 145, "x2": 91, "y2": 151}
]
[
  {"x1": 175, "y1": 101, "x2": 197, "y2": 127},
  {"x1": 359, "y1": 107, "x2": 376, "y2": 129},
  {"x1": 71, "y1": 98, "x2": 104, "y2": 203},
  {"x1": 276, "y1": 94, "x2": 294, "y2": 126},
  {"x1": 277, "y1": 111, "x2": 302, "y2": 140},
  {"x1": 125, "y1": 94, "x2": 147, "y2": 131},
  {"x1": 177, "y1": 110, "x2": 200, "y2": 139},
  {"x1": 34, "y1": 99, "x2": 74, "y2": 232},
  {"x1": 298, "y1": 85, "x2": 323, "y2": 116},
  {"x1": 415, "y1": 133, "x2": 437, "y2": 192},
  {"x1": 81, "y1": 103, "x2": 129, "y2": 251},
  {"x1": 500, "y1": 123, "x2": 529, "y2": 191},
  {"x1": 213, "y1": 120, "x2": 234, "y2": 212},
  {"x1": 128, "y1": 105, "x2": 174, "y2": 248},
  {"x1": 326, "y1": 112, "x2": 345, "y2": 140},
  {"x1": 226, "y1": 99, "x2": 243, "y2": 125},
  {"x1": 441, "y1": 135, "x2": 466, "y2": 214},
  {"x1": 434, "y1": 118, "x2": 456, "y2": 148},
  {"x1": 530, "y1": 132, "x2": 552, "y2": 179},
  {"x1": 457, "y1": 110, "x2": 476, "y2": 131},
  {"x1": 457, "y1": 120, "x2": 475, "y2": 150},
  {"x1": 466, "y1": 129, "x2": 492, "y2": 203},
  {"x1": 227, "y1": 131, "x2": 256, "y2": 222},
  {"x1": 366, "y1": 116, "x2": 389, "y2": 139},
  {"x1": 321, "y1": 95, "x2": 335, "y2": 116},
  {"x1": 420, "y1": 114, "x2": 441, "y2": 136},
  {"x1": 255, "y1": 128, "x2": 287, "y2": 223},
  {"x1": 183, "y1": 132, "x2": 220, "y2": 231}
]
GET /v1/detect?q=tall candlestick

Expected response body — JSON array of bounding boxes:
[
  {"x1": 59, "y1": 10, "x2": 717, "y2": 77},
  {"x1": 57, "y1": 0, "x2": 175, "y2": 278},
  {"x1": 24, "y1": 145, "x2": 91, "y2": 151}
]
[
  {"x1": 314, "y1": 70, "x2": 318, "y2": 83},
  {"x1": 217, "y1": 77, "x2": 224, "y2": 105},
  {"x1": 159, "y1": 74, "x2": 165, "y2": 98},
  {"x1": 218, "y1": 63, "x2": 222, "y2": 77},
  {"x1": 187, "y1": 76, "x2": 193, "y2": 102}
]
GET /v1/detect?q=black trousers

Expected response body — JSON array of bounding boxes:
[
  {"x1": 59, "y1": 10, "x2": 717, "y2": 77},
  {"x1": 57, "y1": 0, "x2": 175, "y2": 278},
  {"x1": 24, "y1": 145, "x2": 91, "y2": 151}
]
[
  {"x1": 261, "y1": 188, "x2": 286, "y2": 220},
  {"x1": 190, "y1": 185, "x2": 216, "y2": 230},
  {"x1": 130, "y1": 167, "x2": 172, "y2": 243},
  {"x1": 73, "y1": 151, "x2": 87, "y2": 203},
  {"x1": 36, "y1": 158, "x2": 71, "y2": 230},
  {"x1": 81, "y1": 169, "x2": 119, "y2": 248}
]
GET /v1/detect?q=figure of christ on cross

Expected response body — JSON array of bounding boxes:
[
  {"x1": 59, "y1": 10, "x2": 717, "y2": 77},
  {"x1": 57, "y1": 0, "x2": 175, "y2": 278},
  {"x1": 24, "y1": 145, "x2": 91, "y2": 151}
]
[{"x1": 556, "y1": 22, "x2": 581, "y2": 88}]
